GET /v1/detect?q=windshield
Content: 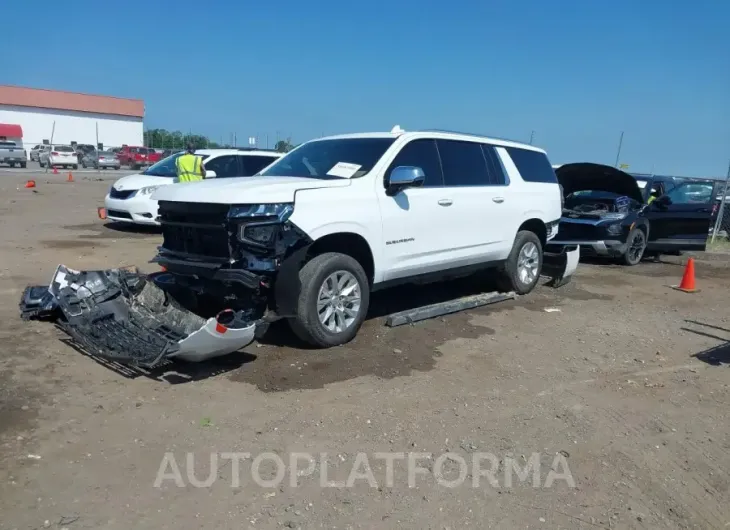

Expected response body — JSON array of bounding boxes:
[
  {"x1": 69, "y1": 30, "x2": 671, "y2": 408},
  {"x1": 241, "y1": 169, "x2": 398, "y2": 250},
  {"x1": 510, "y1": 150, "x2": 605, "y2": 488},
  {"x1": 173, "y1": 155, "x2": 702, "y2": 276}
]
[
  {"x1": 54, "y1": 146, "x2": 74, "y2": 152},
  {"x1": 0, "y1": 141, "x2": 16, "y2": 147},
  {"x1": 142, "y1": 153, "x2": 210, "y2": 177},
  {"x1": 260, "y1": 138, "x2": 396, "y2": 179}
]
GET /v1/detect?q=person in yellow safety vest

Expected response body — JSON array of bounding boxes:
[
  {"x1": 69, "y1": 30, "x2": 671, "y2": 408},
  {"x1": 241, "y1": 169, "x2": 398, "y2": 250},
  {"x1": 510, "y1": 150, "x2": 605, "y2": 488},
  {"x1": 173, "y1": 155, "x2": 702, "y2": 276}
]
[{"x1": 175, "y1": 143, "x2": 206, "y2": 182}]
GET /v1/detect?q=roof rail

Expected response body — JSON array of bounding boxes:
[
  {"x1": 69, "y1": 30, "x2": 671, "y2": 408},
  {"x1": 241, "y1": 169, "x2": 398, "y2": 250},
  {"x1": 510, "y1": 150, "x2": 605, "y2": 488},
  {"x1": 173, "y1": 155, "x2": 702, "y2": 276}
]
[
  {"x1": 236, "y1": 147, "x2": 278, "y2": 153},
  {"x1": 420, "y1": 129, "x2": 527, "y2": 145}
]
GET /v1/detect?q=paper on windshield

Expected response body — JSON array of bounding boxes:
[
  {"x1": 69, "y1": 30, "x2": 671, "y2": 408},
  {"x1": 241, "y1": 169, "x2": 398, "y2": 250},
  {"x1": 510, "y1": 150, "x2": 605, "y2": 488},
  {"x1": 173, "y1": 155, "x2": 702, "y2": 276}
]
[
  {"x1": 327, "y1": 162, "x2": 362, "y2": 179},
  {"x1": 636, "y1": 180, "x2": 647, "y2": 188}
]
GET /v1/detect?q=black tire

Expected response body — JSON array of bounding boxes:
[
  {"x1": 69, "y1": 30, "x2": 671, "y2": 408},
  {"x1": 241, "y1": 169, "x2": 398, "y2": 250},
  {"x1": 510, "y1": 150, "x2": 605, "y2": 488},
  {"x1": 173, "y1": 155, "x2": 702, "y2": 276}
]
[
  {"x1": 497, "y1": 230, "x2": 543, "y2": 295},
  {"x1": 8, "y1": 162, "x2": 14, "y2": 168},
  {"x1": 73, "y1": 164, "x2": 78, "y2": 170},
  {"x1": 288, "y1": 252, "x2": 370, "y2": 348},
  {"x1": 621, "y1": 228, "x2": 646, "y2": 266},
  {"x1": 20, "y1": 162, "x2": 26, "y2": 169}
]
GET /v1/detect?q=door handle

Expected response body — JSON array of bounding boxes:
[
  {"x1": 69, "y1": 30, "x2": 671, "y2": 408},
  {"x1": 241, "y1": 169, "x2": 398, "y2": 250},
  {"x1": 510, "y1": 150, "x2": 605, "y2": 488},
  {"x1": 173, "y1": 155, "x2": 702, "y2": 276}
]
[
  {"x1": 492, "y1": 197, "x2": 505, "y2": 203},
  {"x1": 438, "y1": 199, "x2": 453, "y2": 206}
]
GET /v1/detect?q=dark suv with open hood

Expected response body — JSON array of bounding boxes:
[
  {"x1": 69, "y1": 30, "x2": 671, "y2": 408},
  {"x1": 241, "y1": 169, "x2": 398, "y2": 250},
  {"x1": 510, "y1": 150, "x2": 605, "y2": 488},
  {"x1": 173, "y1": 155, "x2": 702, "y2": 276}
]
[{"x1": 549, "y1": 163, "x2": 714, "y2": 265}]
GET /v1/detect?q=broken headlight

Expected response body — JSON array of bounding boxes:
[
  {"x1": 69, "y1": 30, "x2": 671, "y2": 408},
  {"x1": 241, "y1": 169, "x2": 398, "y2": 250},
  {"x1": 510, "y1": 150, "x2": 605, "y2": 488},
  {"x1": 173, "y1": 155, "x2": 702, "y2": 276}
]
[
  {"x1": 229, "y1": 203, "x2": 294, "y2": 221},
  {"x1": 606, "y1": 222, "x2": 623, "y2": 236},
  {"x1": 229, "y1": 203, "x2": 294, "y2": 247}
]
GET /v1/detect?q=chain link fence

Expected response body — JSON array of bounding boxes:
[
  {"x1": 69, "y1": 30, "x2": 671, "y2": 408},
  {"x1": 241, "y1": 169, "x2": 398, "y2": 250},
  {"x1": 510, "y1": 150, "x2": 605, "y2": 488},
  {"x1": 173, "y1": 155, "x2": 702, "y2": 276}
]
[{"x1": 710, "y1": 174, "x2": 730, "y2": 244}]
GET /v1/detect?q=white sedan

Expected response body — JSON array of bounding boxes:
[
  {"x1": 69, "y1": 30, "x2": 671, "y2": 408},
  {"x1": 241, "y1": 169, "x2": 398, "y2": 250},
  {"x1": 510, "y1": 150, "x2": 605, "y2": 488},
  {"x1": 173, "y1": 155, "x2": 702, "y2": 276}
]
[
  {"x1": 103, "y1": 148, "x2": 283, "y2": 226},
  {"x1": 39, "y1": 145, "x2": 79, "y2": 169}
]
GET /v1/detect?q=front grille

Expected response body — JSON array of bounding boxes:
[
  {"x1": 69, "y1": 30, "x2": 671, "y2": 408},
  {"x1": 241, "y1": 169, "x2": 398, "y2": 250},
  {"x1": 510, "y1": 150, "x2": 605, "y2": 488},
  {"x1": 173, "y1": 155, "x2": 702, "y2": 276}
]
[
  {"x1": 555, "y1": 220, "x2": 602, "y2": 241},
  {"x1": 158, "y1": 201, "x2": 231, "y2": 259},
  {"x1": 107, "y1": 210, "x2": 132, "y2": 219},
  {"x1": 109, "y1": 188, "x2": 136, "y2": 199}
]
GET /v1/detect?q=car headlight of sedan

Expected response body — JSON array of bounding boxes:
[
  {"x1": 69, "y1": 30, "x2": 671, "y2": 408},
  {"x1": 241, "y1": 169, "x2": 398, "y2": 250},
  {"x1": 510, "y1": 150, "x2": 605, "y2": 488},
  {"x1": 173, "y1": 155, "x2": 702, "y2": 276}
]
[
  {"x1": 229, "y1": 203, "x2": 294, "y2": 246},
  {"x1": 139, "y1": 186, "x2": 160, "y2": 195}
]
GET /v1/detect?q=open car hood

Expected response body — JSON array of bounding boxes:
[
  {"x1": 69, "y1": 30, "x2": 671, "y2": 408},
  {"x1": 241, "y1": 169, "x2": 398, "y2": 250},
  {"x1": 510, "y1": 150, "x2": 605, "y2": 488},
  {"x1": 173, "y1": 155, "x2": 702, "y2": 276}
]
[{"x1": 556, "y1": 163, "x2": 644, "y2": 204}]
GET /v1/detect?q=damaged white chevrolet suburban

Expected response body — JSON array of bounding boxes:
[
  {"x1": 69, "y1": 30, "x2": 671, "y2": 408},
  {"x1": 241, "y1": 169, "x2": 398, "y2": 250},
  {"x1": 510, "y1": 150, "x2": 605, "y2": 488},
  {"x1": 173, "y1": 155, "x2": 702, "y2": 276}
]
[
  {"x1": 150, "y1": 129, "x2": 563, "y2": 345},
  {"x1": 20, "y1": 128, "x2": 575, "y2": 367}
]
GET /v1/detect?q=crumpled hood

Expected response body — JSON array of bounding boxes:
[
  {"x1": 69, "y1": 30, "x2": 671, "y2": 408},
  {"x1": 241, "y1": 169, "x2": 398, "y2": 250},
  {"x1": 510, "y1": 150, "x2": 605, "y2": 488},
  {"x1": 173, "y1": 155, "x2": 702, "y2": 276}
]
[
  {"x1": 111, "y1": 173, "x2": 174, "y2": 191},
  {"x1": 556, "y1": 163, "x2": 644, "y2": 204},
  {"x1": 151, "y1": 175, "x2": 351, "y2": 204}
]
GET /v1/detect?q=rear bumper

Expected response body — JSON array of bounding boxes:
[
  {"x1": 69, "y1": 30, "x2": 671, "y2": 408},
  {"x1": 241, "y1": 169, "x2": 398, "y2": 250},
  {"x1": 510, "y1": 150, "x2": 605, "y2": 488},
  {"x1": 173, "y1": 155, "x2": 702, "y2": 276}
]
[
  {"x1": 104, "y1": 194, "x2": 160, "y2": 225},
  {"x1": 19, "y1": 265, "x2": 257, "y2": 367},
  {"x1": 49, "y1": 157, "x2": 77, "y2": 166},
  {"x1": 543, "y1": 244, "x2": 580, "y2": 287}
]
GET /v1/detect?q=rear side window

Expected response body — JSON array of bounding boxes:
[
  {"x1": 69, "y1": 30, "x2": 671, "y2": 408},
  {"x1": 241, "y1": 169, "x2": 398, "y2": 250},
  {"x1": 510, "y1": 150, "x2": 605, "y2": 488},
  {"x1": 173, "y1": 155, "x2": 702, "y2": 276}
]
[
  {"x1": 386, "y1": 139, "x2": 443, "y2": 187},
  {"x1": 242, "y1": 155, "x2": 280, "y2": 175},
  {"x1": 481, "y1": 144, "x2": 508, "y2": 185},
  {"x1": 504, "y1": 147, "x2": 557, "y2": 183},
  {"x1": 437, "y1": 140, "x2": 490, "y2": 187}
]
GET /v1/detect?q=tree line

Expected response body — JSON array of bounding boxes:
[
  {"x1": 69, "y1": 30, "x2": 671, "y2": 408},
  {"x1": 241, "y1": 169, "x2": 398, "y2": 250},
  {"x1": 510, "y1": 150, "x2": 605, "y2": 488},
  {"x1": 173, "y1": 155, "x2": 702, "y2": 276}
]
[{"x1": 143, "y1": 128, "x2": 296, "y2": 153}]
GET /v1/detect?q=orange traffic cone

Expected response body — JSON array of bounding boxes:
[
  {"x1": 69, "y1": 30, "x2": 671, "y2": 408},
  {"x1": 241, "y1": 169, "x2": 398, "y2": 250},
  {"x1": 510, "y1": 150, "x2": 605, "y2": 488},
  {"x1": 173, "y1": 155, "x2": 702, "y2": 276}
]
[
  {"x1": 673, "y1": 257, "x2": 699, "y2": 293},
  {"x1": 52, "y1": 166, "x2": 58, "y2": 174},
  {"x1": 67, "y1": 172, "x2": 74, "y2": 182},
  {"x1": 24, "y1": 180, "x2": 36, "y2": 188},
  {"x1": 97, "y1": 207, "x2": 107, "y2": 220}
]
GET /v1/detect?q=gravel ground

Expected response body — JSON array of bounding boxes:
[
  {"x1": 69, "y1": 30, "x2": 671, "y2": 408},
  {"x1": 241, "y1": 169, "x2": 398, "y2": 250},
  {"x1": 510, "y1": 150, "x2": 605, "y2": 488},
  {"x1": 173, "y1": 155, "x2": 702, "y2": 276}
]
[{"x1": 0, "y1": 171, "x2": 729, "y2": 530}]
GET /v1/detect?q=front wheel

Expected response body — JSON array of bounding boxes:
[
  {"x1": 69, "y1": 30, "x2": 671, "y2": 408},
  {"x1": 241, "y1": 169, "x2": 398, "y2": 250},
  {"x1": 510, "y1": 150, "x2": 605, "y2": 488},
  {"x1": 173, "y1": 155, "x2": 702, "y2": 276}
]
[
  {"x1": 622, "y1": 228, "x2": 646, "y2": 266},
  {"x1": 289, "y1": 252, "x2": 370, "y2": 348},
  {"x1": 497, "y1": 230, "x2": 543, "y2": 295},
  {"x1": 20, "y1": 162, "x2": 26, "y2": 168}
]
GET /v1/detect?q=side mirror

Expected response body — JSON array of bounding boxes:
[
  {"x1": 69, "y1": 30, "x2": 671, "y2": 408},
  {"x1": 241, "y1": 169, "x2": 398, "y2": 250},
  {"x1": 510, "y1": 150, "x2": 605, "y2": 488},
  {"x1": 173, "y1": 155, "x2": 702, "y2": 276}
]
[
  {"x1": 204, "y1": 170, "x2": 217, "y2": 178},
  {"x1": 386, "y1": 166, "x2": 425, "y2": 196}
]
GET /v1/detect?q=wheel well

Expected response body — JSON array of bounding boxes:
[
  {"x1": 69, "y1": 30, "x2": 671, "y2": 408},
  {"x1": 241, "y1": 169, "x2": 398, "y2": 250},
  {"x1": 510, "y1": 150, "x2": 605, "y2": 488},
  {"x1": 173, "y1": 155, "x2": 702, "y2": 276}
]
[
  {"x1": 518, "y1": 219, "x2": 547, "y2": 248},
  {"x1": 307, "y1": 233, "x2": 375, "y2": 285}
]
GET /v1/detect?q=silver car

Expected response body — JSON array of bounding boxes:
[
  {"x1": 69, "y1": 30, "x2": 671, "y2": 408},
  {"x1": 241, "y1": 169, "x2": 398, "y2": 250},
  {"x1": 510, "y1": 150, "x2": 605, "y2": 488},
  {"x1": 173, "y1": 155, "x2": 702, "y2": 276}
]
[{"x1": 81, "y1": 150, "x2": 120, "y2": 170}]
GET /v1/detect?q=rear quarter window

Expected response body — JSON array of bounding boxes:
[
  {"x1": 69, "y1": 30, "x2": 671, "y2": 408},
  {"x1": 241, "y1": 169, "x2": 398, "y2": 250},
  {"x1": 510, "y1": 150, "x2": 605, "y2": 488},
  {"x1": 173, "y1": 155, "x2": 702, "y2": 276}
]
[{"x1": 504, "y1": 147, "x2": 557, "y2": 183}]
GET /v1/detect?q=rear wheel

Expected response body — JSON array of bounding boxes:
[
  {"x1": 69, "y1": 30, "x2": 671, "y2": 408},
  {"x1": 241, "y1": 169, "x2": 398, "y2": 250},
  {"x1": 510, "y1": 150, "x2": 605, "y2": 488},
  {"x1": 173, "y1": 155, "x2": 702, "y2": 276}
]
[
  {"x1": 289, "y1": 252, "x2": 370, "y2": 348},
  {"x1": 8, "y1": 162, "x2": 14, "y2": 168},
  {"x1": 73, "y1": 164, "x2": 78, "y2": 170},
  {"x1": 20, "y1": 162, "x2": 26, "y2": 168},
  {"x1": 622, "y1": 228, "x2": 646, "y2": 266},
  {"x1": 497, "y1": 230, "x2": 543, "y2": 295}
]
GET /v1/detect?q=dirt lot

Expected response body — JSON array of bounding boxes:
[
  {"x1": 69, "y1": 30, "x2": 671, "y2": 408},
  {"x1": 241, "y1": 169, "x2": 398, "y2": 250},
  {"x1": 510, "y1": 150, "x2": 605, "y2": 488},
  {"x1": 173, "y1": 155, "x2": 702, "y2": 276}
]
[{"x1": 1, "y1": 171, "x2": 729, "y2": 530}]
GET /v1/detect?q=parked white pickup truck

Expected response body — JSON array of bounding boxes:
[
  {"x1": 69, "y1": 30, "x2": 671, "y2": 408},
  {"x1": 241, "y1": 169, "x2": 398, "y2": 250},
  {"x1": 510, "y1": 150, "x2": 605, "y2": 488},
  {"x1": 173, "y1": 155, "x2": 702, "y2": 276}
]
[{"x1": 0, "y1": 140, "x2": 27, "y2": 168}]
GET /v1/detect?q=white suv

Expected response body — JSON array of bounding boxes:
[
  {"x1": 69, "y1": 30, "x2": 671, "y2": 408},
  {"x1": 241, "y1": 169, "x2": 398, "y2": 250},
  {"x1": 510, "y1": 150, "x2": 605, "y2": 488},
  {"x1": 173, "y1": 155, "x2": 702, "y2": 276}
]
[
  {"x1": 152, "y1": 128, "x2": 563, "y2": 347},
  {"x1": 104, "y1": 148, "x2": 283, "y2": 225}
]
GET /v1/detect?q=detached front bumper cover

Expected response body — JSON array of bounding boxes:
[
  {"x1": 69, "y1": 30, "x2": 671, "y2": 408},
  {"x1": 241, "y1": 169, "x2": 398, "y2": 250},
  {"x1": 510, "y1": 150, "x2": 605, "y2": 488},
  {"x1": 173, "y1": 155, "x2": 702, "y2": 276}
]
[{"x1": 19, "y1": 265, "x2": 256, "y2": 368}]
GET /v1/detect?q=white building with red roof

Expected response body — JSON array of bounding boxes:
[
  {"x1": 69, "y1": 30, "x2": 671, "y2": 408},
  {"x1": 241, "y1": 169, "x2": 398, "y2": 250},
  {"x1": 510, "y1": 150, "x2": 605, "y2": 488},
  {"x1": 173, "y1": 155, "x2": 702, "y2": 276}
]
[{"x1": 0, "y1": 85, "x2": 144, "y2": 153}]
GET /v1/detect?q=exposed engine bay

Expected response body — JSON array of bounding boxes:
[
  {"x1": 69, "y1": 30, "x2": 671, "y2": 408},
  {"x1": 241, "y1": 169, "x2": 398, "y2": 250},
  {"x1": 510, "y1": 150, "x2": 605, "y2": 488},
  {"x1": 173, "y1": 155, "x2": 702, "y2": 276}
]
[{"x1": 563, "y1": 193, "x2": 638, "y2": 218}]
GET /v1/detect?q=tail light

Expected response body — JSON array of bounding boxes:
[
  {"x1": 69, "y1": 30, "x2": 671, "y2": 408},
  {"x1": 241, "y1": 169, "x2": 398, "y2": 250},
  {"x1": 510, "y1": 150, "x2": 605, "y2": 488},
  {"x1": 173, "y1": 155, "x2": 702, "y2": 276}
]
[{"x1": 51, "y1": 151, "x2": 59, "y2": 156}]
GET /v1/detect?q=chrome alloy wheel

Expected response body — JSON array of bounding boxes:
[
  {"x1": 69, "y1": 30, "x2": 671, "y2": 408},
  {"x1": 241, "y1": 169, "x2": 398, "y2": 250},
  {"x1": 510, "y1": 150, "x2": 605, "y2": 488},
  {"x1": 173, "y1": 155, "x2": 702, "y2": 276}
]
[
  {"x1": 517, "y1": 242, "x2": 539, "y2": 285},
  {"x1": 317, "y1": 270, "x2": 362, "y2": 333}
]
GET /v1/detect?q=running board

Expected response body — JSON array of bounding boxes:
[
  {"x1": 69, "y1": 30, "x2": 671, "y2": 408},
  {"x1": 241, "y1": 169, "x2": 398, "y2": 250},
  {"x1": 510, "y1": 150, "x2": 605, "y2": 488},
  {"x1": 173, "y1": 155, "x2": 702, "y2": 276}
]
[
  {"x1": 384, "y1": 245, "x2": 580, "y2": 327},
  {"x1": 385, "y1": 291, "x2": 516, "y2": 327}
]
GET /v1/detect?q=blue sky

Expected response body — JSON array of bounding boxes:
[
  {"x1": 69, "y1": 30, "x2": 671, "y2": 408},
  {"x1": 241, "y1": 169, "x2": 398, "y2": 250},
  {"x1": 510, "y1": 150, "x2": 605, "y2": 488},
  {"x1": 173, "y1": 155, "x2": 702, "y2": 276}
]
[{"x1": 6, "y1": 0, "x2": 729, "y2": 176}]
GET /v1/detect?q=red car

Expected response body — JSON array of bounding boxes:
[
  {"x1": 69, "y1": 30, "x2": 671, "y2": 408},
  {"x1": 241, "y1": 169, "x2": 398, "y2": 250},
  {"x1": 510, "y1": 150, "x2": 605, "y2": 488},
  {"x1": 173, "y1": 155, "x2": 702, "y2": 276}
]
[{"x1": 116, "y1": 146, "x2": 161, "y2": 170}]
